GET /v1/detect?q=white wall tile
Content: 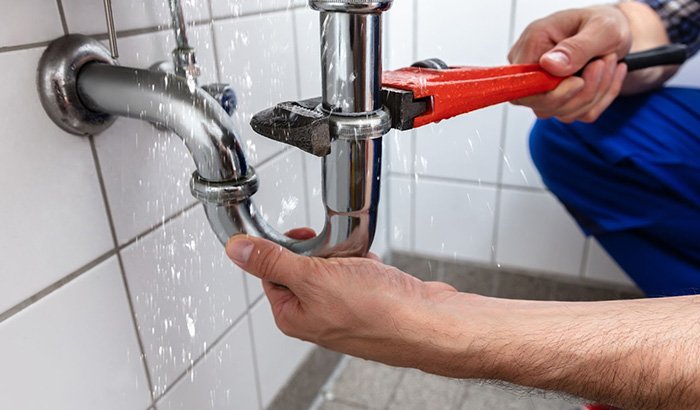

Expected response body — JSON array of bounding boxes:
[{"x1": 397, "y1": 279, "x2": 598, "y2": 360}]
[
  {"x1": 0, "y1": 258, "x2": 151, "y2": 410},
  {"x1": 293, "y1": 7, "x2": 322, "y2": 99},
  {"x1": 245, "y1": 150, "x2": 310, "y2": 301},
  {"x1": 387, "y1": 129, "x2": 414, "y2": 175},
  {"x1": 250, "y1": 298, "x2": 314, "y2": 408},
  {"x1": 158, "y1": 317, "x2": 260, "y2": 410},
  {"x1": 415, "y1": 106, "x2": 504, "y2": 184},
  {"x1": 388, "y1": 175, "x2": 414, "y2": 252},
  {"x1": 584, "y1": 239, "x2": 637, "y2": 287},
  {"x1": 0, "y1": 48, "x2": 113, "y2": 314},
  {"x1": 371, "y1": 167, "x2": 391, "y2": 259},
  {"x1": 0, "y1": 0, "x2": 64, "y2": 47},
  {"x1": 415, "y1": 180, "x2": 496, "y2": 262},
  {"x1": 121, "y1": 206, "x2": 248, "y2": 397},
  {"x1": 385, "y1": 0, "x2": 415, "y2": 70},
  {"x1": 668, "y1": 55, "x2": 700, "y2": 87},
  {"x1": 211, "y1": 0, "x2": 302, "y2": 19},
  {"x1": 496, "y1": 189, "x2": 586, "y2": 276},
  {"x1": 215, "y1": 12, "x2": 299, "y2": 165},
  {"x1": 512, "y1": 0, "x2": 603, "y2": 43},
  {"x1": 94, "y1": 27, "x2": 218, "y2": 244},
  {"x1": 417, "y1": 0, "x2": 511, "y2": 67},
  {"x1": 500, "y1": 105, "x2": 544, "y2": 188},
  {"x1": 62, "y1": 0, "x2": 210, "y2": 36}
]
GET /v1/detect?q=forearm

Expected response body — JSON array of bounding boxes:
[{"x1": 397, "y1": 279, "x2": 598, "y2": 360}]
[
  {"x1": 417, "y1": 295, "x2": 700, "y2": 409},
  {"x1": 618, "y1": 1, "x2": 679, "y2": 93}
]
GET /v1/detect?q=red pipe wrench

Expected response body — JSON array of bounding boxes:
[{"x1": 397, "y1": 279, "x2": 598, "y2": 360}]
[{"x1": 382, "y1": 44, "x2": 687, "y2": 131}]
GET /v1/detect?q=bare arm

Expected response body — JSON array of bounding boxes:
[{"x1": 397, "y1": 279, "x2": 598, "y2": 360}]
[
  {"x1": 418, "y1": 294, "x2": 700, "y2": 409},
  {"x1": 226, "y1": 235, "x2": 700, "y2": 409}
]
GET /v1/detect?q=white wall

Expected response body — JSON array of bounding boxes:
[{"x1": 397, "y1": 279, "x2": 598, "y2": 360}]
[
  {"x1": 0, "y1": 1, "x2": 372, "y2": 409},
  {"x1": 385, "y1": 0, "x2": 699, "y2": 287},
  {"x1": 1, "y1": 1, "x2": 698, "y2": 409}
]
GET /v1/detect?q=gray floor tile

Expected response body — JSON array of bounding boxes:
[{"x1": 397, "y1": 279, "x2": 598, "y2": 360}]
[
  {"x1": 387, "y1": 369, "x2": 465, "y2": 410},
  {"x1": 268, "y1": 348, "x2": 343, "y2": 410},
  {"x1": 390, "y1": 252, "x2": 440, "y2": 282},
  {"x1": 549, "y1": 282, "x2": 622, "y2": 302},
  {"x1": 318, "y1": 398, "x2": 370, "y2": 410},
  {"x1": 329, "y1": 358, "x2": 405, "y2": 409},
  {"x1": 459, "y1": 381, "x2": 579, "y2": 410},
  {"x1": 495, "y1": 272, "x2": 554, "y2": 300},
  {"x1": 439, "y1": 261, "x2": 498, "y2": 296}
]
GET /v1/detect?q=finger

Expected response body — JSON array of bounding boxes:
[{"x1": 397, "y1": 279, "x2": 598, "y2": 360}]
[
  {"x1": 556, "y1": 54, "x2": 618, "y2": 122},
  {"x1": 511, "y1": 76, "x2": 584, "y2": 110},
  {"x1": 577, "y1": 63, "x2": 627, "y2": 123},
  {"x1": 540, "y1": 20, "x2": 622, "y2": 77},
  {"x1": 225, "y1": 235, "x2": 312, "y2": 287},
  {"x1": 535, "y1": 58, "x2": 607, "y2": 120},
  {"x1": 284, "y1": 228, "x2": 317, "y2": 240}
]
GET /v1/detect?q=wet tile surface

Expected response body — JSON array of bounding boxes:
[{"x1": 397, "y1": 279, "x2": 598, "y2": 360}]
[
  {"x1": 317, "y1": 358, "x2": 583, "y2": 410},
  {"x1": 329, "y1": 359, "x2": 405, "y2": 409}
]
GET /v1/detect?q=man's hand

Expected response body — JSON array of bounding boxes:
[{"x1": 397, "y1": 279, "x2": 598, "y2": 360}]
[
  {"x1": 508, "y1": 5, "x2": 632, "y2": 123},
  {"x1": 225, "y1": 232, "x2": 700, "y2": 408},
  {"x1": 225, "y1": 231, "x2": 464, "y2": 370}
]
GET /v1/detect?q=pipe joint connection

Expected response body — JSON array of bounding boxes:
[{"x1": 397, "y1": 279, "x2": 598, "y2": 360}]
[{"x1": 190, "y1": 170, "x2": 259, "y2": 205}]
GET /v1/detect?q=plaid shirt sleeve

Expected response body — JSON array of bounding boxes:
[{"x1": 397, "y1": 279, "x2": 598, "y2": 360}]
[{"x1": 640, "y1": 0, "x2": 700, "y2": 57}]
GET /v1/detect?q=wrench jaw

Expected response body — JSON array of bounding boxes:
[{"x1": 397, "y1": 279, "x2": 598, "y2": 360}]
[
  {"x1": 250, "y1": 97, "x2": 332, "y2": 157},
  {"x1": 381, "y1": 88, "x2": 429, "y2": 131}
]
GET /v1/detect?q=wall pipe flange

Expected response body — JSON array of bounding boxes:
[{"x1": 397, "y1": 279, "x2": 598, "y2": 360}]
[
  {"x1": 190, "y1": 169, "x2": 260, "y2": 205},
  {"x1": 37, "y1": 34, "x2": 117, "y2": 136}
]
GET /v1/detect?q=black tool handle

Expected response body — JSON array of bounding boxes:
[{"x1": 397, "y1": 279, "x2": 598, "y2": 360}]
[
  {"x1": 575, "y1": 44, "x2": 688, "y2": 75},
  {"x1": 622, "y1": 44, "x2": 688, "y2": 71}
]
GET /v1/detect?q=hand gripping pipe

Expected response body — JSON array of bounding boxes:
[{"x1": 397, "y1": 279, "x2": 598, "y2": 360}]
[{"x1": 37, "y1": 0, "x2": 393, "y2": 257}]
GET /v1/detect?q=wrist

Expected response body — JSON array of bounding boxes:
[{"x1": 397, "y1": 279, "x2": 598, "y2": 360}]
[{"x1": 407, "y1": 292, "x2": 522, "y2": 379}]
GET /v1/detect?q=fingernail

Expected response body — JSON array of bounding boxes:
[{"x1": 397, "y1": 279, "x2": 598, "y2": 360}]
[
  {"x1": 228, "y1": 239, "x2": 254, "y2": 264},
  {"x1": 544, "y1": 51, "x2": 570, "y2": 66}
]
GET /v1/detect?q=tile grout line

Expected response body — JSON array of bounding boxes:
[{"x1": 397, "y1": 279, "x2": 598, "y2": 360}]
[
  {"x1": 246, "y1": 309, "x2": 266, "y2": 410},
  {"x1": 490, "y1": 0, "x2": 519, "y2": 266},
  {"x1": 388, "y1": 171, "x2": 547, "y2": 193},
  {"x1": 55, "y1": 0, "x2": 69, "y2": 35},
  {"x1": 118, "y1": 202, "x2": 201, "y2": 252},
  {"x1": 490, "y1": 106, "x2": 509, "y2": 265},
  {"x1": 207, "y1": 0, "x2": 224, "y2": 85},
  {"x1": 89, "y1": 136, "x2": 157, "y2": 402},
  {"x1": 289, "y1": 9, "x2": 315, "y2": 229},
  {"x1": 579, "y1": 237, "x2": 592, "y2": 278},
  {"x1": 0, "y1": 40, "x2": 54, "y2": 54},
  {"x1": 382, "y1": 369, "x2": 409, "y2": 410},
  {"x1": 0, "y1": 250, "x2": 116, "y2": 325},
  {"x1": 0, "y1": 5, "x2": 306, "y2": 56},
  {"x1": 151, "y1": 309, "x2": 252, "y2": 404},
  {"x1": 409, "y1": 0, "x2": 418, "y2": 252}
]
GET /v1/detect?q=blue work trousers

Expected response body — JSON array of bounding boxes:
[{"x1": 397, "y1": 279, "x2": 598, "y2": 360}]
[{"x1": 530, "y1": 87, "x2": 700, "y2": 297}]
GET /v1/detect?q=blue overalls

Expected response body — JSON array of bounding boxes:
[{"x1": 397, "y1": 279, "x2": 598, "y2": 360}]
[{"x1": 530, "y1": 87, "x2": 700, "y2": 296}]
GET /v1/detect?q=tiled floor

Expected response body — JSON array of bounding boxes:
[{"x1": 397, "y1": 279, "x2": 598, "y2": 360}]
[{"x1": 316, "y1": 358, "x2": 582, "y2": 410}]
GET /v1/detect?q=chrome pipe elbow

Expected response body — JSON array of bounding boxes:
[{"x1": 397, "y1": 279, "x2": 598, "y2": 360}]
[{"x1": 77, "y1": 63, "x2": 247, "y2": 182}]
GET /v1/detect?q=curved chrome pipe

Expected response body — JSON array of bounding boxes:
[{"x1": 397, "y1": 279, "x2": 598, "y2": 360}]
[
  {"x1": 76, "y1": 62, "x2": 381, "y2": 256},
  {"x1": 79, "y1": 64, "x2": 245, "y2": 181}
]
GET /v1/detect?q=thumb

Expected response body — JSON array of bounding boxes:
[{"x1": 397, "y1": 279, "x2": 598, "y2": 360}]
[
  {"x1": 225, "y1": 235, "x2": 309, "y2": 287},
  {"x1": 540, "y1": 25, "x2": 618, "y2": 76}
]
